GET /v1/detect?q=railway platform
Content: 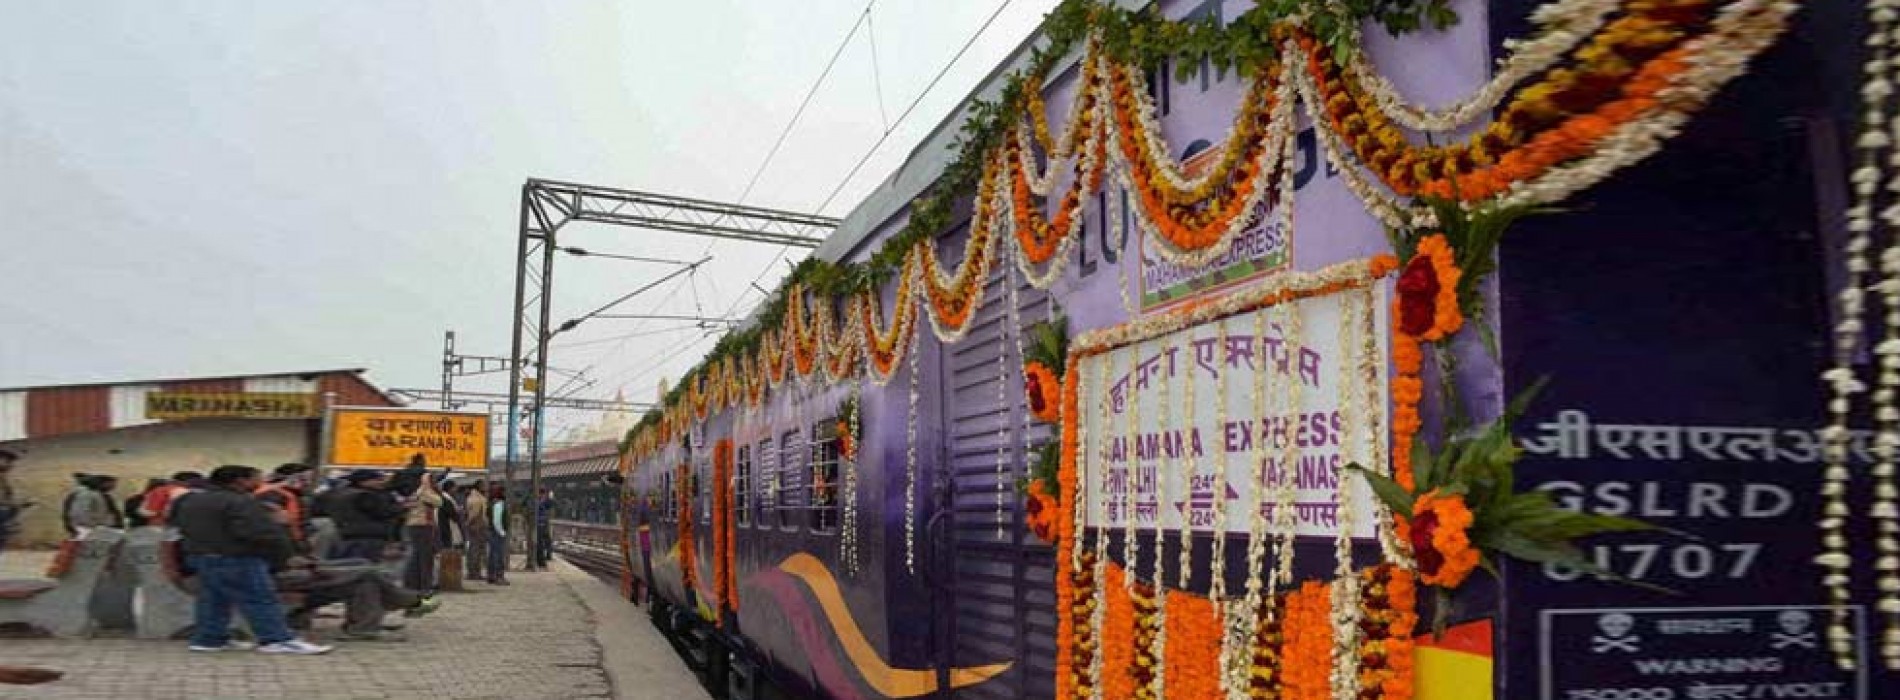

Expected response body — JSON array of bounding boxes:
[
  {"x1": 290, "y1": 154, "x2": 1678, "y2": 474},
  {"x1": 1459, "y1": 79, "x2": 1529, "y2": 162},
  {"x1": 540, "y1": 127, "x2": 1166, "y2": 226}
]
[{"x1": 0, "y1": 551, "x2": 706, "y2": 700}]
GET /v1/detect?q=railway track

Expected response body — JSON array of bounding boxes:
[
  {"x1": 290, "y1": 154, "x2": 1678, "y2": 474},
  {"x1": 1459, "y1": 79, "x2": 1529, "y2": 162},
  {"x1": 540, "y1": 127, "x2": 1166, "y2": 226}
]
[{"x1": 551, "y1": 519, "x2": 626, "y2": 584}]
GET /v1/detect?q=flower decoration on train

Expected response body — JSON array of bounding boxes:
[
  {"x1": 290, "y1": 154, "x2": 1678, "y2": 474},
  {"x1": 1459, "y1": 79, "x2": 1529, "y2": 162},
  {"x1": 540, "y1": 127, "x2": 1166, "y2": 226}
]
[
  {"x1": 1023, "y1": 315, "x2": 1069, "y2": 424},
  {"x1": 1394, "y1": 234, "x2": 1462, "y2": 341},
  {"x1": 837, "y1": 394, "x2": 860, "y2": 462},
  {"x1": 605, "y1": 0, "x2": 1801, "y2": 695},
  {"x1": 1020, "y1": 441, "x2": 1062, "y2": 544},
  {"x1": 615, "y1": 0, "x2": 1793, "y2": 472},
  {"x1": 1398, "y1": 489, "x2": 1479, "y2": 589},
  {"x1": 1350, "y1": 382, "x2": 1665, "y2": 633}
]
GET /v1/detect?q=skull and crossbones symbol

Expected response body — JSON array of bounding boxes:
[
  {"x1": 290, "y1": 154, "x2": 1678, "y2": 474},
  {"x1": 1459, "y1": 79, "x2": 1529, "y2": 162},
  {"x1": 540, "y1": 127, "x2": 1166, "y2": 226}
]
[
  {"x1": 1769, "y1": 610, "x2": 1816, "y2": 650},
  {"x1": 1592, "y1": 613, "x2": 1641, "y2": 653}
]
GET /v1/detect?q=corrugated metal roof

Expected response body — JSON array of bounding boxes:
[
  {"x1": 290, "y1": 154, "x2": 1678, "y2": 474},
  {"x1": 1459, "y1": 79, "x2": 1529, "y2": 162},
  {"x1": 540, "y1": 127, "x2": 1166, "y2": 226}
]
[
  {"x1": 0, "y1": 369, "x2": 399, "y2": 442},
  {"x1": 0, "y1": 367, "x2": 376, "y2": 393}
]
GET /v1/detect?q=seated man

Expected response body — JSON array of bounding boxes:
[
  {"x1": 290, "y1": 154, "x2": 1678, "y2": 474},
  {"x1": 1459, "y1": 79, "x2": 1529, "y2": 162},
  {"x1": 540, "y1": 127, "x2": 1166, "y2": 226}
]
[
  {"x1": 275, "y1": 558, "x2": 438, "y2": 642},
  {"x1": 257, "y1": 466, "x2": 438, "y2": 641}
]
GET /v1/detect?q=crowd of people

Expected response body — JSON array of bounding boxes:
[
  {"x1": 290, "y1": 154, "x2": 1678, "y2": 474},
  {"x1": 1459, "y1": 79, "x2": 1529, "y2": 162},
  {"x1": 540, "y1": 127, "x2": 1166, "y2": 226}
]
[{"x1": 0, "y1": 449, "x2": 550, "y2": 656}]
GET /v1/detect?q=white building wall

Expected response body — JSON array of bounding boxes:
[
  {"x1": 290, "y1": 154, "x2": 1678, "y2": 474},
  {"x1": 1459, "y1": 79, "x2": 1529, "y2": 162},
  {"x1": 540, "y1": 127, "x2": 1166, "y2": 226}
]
[
  {"x1": 243, "y1": 377, "x2": 320, "y2": 394},
  {"x1": 0, "y1": 392, "x2": 23, "y2": 441},
  {"x1": 108, "y1": 384, "x2": 160, "y2": 429},
  {"x1": 1, "y1": 419, "x2": 313, "y2": 547}
]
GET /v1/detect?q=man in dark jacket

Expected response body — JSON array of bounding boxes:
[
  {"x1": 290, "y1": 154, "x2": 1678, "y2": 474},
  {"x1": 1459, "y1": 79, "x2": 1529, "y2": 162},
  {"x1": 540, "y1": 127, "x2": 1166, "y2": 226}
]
[
  {"x1": 316, "y1": 470, "x2": 407, "y2": 563},
  {"x1": 172, "y1": 465, "x2": 331, "y2": 655}
]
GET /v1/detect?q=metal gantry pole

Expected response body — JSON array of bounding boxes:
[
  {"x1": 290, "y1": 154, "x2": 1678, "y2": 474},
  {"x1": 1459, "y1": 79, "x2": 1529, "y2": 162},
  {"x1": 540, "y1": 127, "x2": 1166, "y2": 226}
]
[
  {"x1": 528, "y1": 205, "x2": 558, "y2": 572},
  {"x1": 505, "y1": 184, "x2": 534, "y2": 574},
  {"x1": 498, "y1": 177, "x2": 836, "y2": 573}
]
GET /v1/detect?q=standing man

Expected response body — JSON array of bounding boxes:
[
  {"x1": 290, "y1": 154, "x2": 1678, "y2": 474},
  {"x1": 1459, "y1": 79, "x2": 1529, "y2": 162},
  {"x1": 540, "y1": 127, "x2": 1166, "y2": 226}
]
[
  {"x1": 0, "y1": 450, "x2": 32, "y2": 563},
  {"x1": 65, "y1": 475, "x2": 123, "y2": 535},
  {"x1": 400, "y1": 473, "x2": 443, "y2": 593},
  {"x1": 534, "y1": 488, "x2": 555, "y2": 569},
  {"x1": 435, "y1": 480, "x2": 466, "y2": 592},
  {"x1": 485, "y1": 484, "x2": 510, "y2": 586},
  {"x1": 318, "y1": 471, "x2": 407, "y2": 563},
  {"x1": 171, "y1": 465, "x2": 331, "y2": 654},
  {"x1": 463, "y1": 480, "x2": 489, "y2": 583}
]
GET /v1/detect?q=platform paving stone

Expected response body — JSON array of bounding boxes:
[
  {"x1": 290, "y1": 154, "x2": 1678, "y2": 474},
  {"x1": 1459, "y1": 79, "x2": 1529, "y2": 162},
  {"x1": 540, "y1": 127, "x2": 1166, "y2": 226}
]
[{"x1": 0, "y1": 551, "x2": 688, "y2": 700}]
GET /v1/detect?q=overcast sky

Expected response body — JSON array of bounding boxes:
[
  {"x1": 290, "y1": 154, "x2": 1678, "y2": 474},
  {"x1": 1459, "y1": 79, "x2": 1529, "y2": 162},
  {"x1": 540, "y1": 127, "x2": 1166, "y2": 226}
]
[{"x1": 0, "y1": 1, "x2": 1055, "y2": 439}]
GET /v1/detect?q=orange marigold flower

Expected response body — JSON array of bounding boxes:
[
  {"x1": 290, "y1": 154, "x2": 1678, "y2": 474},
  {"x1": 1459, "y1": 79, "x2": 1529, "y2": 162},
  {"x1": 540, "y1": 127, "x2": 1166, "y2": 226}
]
[
  {"x1": 1025, "y1": 361, "x2": 1063, "y2": 423},
  {"x1": 1395, "y1": 234, "x2": 1464, "y2": 341},
  {"x1": 1402, "y1": 490, "x2": 1482, "y2": 588}
]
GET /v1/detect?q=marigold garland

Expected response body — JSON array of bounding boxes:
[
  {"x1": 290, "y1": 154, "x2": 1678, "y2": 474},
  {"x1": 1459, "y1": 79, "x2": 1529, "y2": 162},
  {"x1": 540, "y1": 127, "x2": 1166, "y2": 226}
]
[
  {"x1": 711, "y1": 439, "x2": 738, "y2": 619},
  {"x1": 1164, "y1": 589, "x2": 1222, "y2": 700},
  {"x1": 676, "y1": 462, "x2": 698, "y2": 595},
  {"x1": 1280, "y1": 581, "x2": 1335, "y2": 700},
  {"x1": 1011, "y1": 87, "x2": 1106, "y2": 265},
  {"x1": 1358, "y1": 565, "x2": 1419, "y2": 700},
  {"x1": 1306, "y1": 0, "x2": 1711, "y2": 200},
  {"x1": 1025, "y1": 360, "x2": 1063, "y2": 423},
  {"x1": 1110, "y1": 58, "x2": 1278, "y2": 253}
]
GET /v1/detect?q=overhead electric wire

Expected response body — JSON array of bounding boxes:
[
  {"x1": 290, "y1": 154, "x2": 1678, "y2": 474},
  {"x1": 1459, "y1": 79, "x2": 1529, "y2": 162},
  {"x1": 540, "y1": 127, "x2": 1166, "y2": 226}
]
[
  {"x1": 815, "y1": 0, "x2": 1016, "y2": 214},
  {"x1": 868, "y1": 7, "x2": 891, "y2": 132},
  {"x1": 551, "y1": 324, "x2": 703, "y2": 350},
  {"x1": 720, "y1": 0, "x2": 1022, "y2": 322}
]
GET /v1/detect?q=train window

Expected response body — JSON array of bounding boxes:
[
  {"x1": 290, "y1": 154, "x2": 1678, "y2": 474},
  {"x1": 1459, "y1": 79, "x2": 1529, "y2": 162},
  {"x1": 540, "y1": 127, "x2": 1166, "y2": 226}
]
[
  {"x1": 736, "y1": 444, "x2": 752, "y2": 527},
  {"x1": 660, "y1": 472, "x2": 674, "y2": 523},
  {"x1": 810, "y1": 419, "x2": 839, "y2": 533},
  {"x1": 757, "y1": 437, "x2": 776, "y2": 526},
  {"x1": 699, "y1": 459, "x2": 712, "y2": 526},
  {"x1": 778, "y1": 428, "x2": 804, "y2": 530}
]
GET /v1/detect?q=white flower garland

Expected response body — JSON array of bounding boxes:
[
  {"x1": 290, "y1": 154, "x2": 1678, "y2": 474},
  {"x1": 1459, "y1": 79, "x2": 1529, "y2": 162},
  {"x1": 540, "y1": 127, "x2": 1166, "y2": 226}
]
[
  {"x1": 1111, "y1": 190, "x2": 1142, "y2": 315},
  {"x1": 1329, "y1": 289, "x2": 1365, "y2": 700},
  {"x1": 1180, "y1": 327, "x2": 1199, "y2": 591},
  {"x1": 997, "y1": 245, "x2": 1022, "y2": 540},
  {"x1": 1124, "y1": 341, "x2": 1142, "y2": 596},
  {"x1": 1211, "y1": 320, "x2": 1233, "y2": 601},
  {"x1": 905, "y1": 316, "x2": 923, "y2": 575},
  {"x1": 1149, "y1": 336, "x2": 1174, "y2": 700},
  {"x1": 842, "y1": 383, "x2": 863, "y2": 577},
  {"x1": 1827, "y1": 0, "x2": 1900, "y2": 671},
  {"x1": 1342, "y1": 0, "x2": 1616, "y2": 133},
  {"x1": 1269, "y1": 300, "x2": 1304, "y2": 596},
  {"x1": 1233, "y1": 306, "x2": 1274, "y2": 698},
  {"x1": 1877, "y1": 6, "x2": 1900, "y2": 667},
  {"x1": 1363, "y1": 284, "x2": 1412, "y2": 568},
  {"x1": 1209, "y1": 319, "x2": 1243, "y2": 700},
  {"x1": 1018, "y1": 119, "x2": 1067, "y2": 198}
]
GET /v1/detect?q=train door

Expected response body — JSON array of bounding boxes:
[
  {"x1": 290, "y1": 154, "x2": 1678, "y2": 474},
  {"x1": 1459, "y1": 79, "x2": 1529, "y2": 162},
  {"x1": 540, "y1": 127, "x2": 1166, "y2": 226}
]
[{"x1": 935, "y1": 251, "x2": 1059, "y2": 699}]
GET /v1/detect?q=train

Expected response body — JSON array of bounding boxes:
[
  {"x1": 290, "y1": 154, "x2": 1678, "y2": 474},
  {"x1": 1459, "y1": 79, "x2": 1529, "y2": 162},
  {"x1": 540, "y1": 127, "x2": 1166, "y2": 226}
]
[{"x1": 565, "y1": 2, "x2": 1876, "y2": 699}]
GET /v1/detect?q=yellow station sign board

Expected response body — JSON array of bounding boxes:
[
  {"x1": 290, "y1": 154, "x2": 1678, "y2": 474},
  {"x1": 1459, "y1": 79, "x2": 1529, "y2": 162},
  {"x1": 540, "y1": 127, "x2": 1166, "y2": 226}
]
[{"x1": 328, "y1": 408, "x2": 490, "y2": 470}]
